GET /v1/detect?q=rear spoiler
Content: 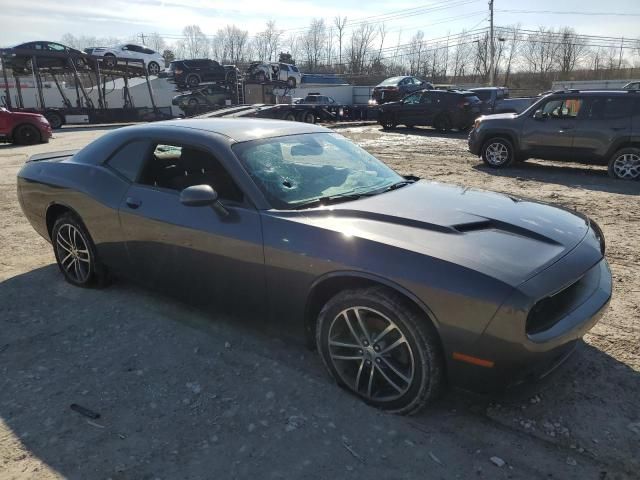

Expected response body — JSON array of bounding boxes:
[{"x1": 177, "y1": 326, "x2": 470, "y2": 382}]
[{"x1": 27, "y1": 149, "x2": 79, "y2": 163}]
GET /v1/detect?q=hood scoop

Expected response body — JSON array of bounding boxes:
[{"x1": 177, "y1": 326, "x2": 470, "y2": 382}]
[{"x1": 453, "y1": 218, "x2": 563, "y2": 246}]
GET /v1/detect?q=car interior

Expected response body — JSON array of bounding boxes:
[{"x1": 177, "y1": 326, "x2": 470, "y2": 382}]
[{"x1": 138, "y1": 144, "x2": 243, "y2": 202}]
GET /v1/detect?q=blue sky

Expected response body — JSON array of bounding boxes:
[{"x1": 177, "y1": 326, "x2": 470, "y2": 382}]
[{"x1": 1, "y1": 0, "x2": 639, "y2": 46}]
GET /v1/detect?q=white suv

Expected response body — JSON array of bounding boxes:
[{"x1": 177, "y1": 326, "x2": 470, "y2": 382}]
[
  {"x1": 247, "y1": 62, "x2": 302, "y2": 87},
  {"x1": 85, "y1": 44, "x2": 165, "y2": 75}
]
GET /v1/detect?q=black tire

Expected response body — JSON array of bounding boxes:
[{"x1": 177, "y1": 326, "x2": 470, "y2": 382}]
[
  {"x1": 187, "y1": 74, "x2": 200, "y2": 87},
  {"x1": 104, "y1": 53, "x2": 116, "y2": 68},
  {"x1": 316, "y1": 286, "x2": 444, "y2": 415},
  {"x1": 287, "y1": 77, "x2": 297, "y2": 88},
  {"x1": 608, "y1": 147, "x2": 640, "y2": 180},
  {"x1": 302, "y1": 111, "x2": 315, "y2": 124},
  {"x1": 481, "y1": 136, "x2": 515, "y2": 168},
  {"x1": 283, "y1": 111, "x2": 297, "y2": 121},
  {"x1": 13, "y1": 124, "x2": 40, "y2": 145},
  {"x1": 225, "y1": 70, "x2": 237, "y2": 84},
  {"x1": 147, "y1": 61, "x2": 161, "y2": 75},
  {"x1": 380, "y1": 114, "x2": 397, "y2": 130},
  {"x1": 433, "y1": 114, "x2": 452, "y2": 132},
  {"x1": 74, "y1": 57, "x2": 87, "y2": 69},
  {"x1": 44, "y1": 111, "x2": 64, "y2": 129},
  {"x1": 188, "y1": 98, "x2": 199, "y2": 106},
  {"x1": 51, "y1": 213, "x2": 109, "y2": 288}
]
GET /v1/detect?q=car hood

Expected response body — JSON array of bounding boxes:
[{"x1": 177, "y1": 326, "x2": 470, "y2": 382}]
[
  {"x1": 479, "y1": 112, "x2": 518, "y2": 121},
  {"x1": 287, "y1": 181, "x2": 591, "y2": 286},
  {"x1": 9, "y1": 111, "x2": 45, "y2": 121}
]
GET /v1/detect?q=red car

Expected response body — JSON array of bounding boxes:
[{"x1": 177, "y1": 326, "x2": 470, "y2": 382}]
[{"x1": 0, "y1": 107, "x2": 52, "y2": 145}]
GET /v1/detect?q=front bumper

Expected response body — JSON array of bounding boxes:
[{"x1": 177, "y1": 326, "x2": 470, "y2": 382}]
[
  {"x1": 448, "y1": 239, "x2": 611, "y2": 392},
  {"x1": 467, "y1": 127, "x2": 481, "y2": 155}
]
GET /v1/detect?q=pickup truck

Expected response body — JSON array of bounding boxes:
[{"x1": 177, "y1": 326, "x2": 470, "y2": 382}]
[{"x1": 470, "y1": 87, "x2": 534, "y2": 115}]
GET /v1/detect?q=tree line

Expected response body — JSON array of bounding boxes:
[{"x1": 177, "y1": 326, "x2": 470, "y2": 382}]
[{"x1": 60, "y1": 20, "x2": 640, "y2": 90}]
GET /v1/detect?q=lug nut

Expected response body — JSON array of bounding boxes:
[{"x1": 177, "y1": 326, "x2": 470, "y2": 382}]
[
  {"x1": 374, "y1": 345, "x2": 380, "y2": 351},
  {"x1": 363, "y1": 340, "x2": 369, "y2": 347},
  {"x1": 376, "y1": 358, "x2": 381, "y2": 363}
]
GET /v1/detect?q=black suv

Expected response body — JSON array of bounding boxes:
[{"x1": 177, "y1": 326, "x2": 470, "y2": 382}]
[
  {"x1": 468, "y1": 90, "x2": 640, "y2": 180},
  {"x1": 168, "y1": 59, "x2": 238, "y2": 88},
  {"x1": 378, "y1": 89, "x2": 482, "y2": 131}
]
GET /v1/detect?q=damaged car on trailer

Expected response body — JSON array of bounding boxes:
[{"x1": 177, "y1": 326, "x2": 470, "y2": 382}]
[{"x1": 17, "y1": 119, "x2": 611, "y2": 414}]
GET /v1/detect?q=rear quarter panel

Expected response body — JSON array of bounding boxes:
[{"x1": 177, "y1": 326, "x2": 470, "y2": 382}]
[{"x1": 17, "y1": 159, "x2": 131, "y2": 267}]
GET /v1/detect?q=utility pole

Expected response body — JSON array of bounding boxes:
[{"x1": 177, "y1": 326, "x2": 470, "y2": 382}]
[
  {"x1": 488, "y1": 0, "x2": 495, "y2": 86},
  {"x1": 139, "y1": 33, "x2": 147, "y2": 46}
]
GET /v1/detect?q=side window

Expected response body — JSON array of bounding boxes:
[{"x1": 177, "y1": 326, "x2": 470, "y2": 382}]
[
  {"x1": 403, "y1": 92, "x2": 421, "y2": 104},
  {"x1": 280, "y1": 64, "x2": 289, "y2": 71},
  {"x1": 142, "y1": 47, "x2": 155, "y2": 55},
  {"x1": 590, "y1": 97, "x2": 633, "y2": 119},
  {"x1": 420, "y1": 92, "x2": 433, "y2": 104},
  {"x1": 138, "y1": 143, "x2": 243, "y2": 202},
  {"x1": 541, "y1": 98, "x2": 582, "y2": 119},
  {"x1": 106, "y1": 140, "x2": 150, "y2": 182},
  {"x1": 48, "y1": 43, "x2": 65, "y2": 52}
]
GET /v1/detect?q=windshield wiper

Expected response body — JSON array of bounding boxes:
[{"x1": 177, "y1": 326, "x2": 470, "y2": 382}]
[{"x1": 292, "y1": 193, "x2": 364, "y2": 209}]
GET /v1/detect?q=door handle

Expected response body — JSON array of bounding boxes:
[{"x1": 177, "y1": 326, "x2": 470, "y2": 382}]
[{"x1": 125, "y1": 197, "x2": 142, "y2": 209}]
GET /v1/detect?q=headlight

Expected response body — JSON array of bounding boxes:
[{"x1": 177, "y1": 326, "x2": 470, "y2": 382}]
[
  {"x1": 368, "y1": 99, "x2": 377, "y2": 105},
  {"x1": 591, "y1": 220, "x2": 606, "y2": 255},
  {"x1": 474, "y1": 119, "x2": 481, "y2": 129},
  {"x1": 39, "y1": 116, "x2": 50, "y2": 124}
]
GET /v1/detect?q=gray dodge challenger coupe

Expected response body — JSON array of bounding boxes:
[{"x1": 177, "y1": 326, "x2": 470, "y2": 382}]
[{"x1": 17, "y1": 119, "x2": 612, "y2": 414}]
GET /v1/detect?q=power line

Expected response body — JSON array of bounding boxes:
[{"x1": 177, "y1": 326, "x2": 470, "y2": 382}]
[{"x1": 498, "y1": 9, "x2": 640, "y2": 17}]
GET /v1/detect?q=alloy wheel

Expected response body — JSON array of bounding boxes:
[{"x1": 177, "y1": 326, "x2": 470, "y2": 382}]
[
  {"x1": 55, "y1": 223, "x2": 91, "y2": 283},
  {"x1": 613, "y1": 153, "x2": 640, "y2": 180},
  {"x1": 327, "y1": 307, "x2": 415, "y2": 402},
  {"x1": 147, "y1": 62, "x2": 160, "y2": 75},
  {"x1": 485, "y1": 142, "x2": 509, "y2": 166}
]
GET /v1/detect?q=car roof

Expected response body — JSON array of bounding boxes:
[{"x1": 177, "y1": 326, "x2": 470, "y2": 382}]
[
  {"x1": 551, "y1": 90, "x2": 638, "y2": 96},
  {"x1": 130, "y1": 118, "x2": 331, "y2": 143}
]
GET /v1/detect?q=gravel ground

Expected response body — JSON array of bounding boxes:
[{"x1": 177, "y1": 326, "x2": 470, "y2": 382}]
[{"x1": 0, "y1": 124, "x2": 638, "y2": 479}]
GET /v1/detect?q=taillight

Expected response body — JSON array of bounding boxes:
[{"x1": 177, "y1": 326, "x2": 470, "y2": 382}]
[{"x1": 387, "y1": 87, "x2": 399, "y2": 91}]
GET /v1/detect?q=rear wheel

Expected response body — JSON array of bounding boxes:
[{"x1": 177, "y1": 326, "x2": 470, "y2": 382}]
[
  {"x1": 147, "y1": 61, "x2": 161, "y2": 75},
  {"x1": 188, "y1": 98, "x2": 199, "y2": 106},
  {"x1": 316, "y1": 287, "x2": 444, "y2": 415},
  {"x1": 52, "y1": 213, "x2": 109, "y2": 288},
  {"x1": 44, "y1": 111, "x2": 64, "y2": 129},
  {"x1": 13, "y1": 124, "x2": 40, "y2": 145},
  {"x1": 187, "y1": 74, "x2": 200, "y2": 87},
  {"x1": 104, "y1": 53, "x2": 116, "y2": 68},
  {"x1": 433, "y1": 114, "x2": 452, "y2": 132},
  {"x1": 608, "y1": 148, "x2": 640, "y2": 180},
  {"x1": 481, "y1": 137, "x2": 515, "y2": 168}
]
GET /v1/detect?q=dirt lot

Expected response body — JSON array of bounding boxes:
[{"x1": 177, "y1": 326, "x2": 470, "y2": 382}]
[{"x1": 0, "y1": 124, "x2": 638, "y2": 479}]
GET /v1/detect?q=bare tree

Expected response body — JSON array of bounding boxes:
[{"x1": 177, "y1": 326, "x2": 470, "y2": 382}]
[
  {"x1": 556, "y1": 27, "x2": 589, "y2": 79},
  {"x1": 302, "y1": 19, "x2": 327, "y2": 72},
  {"x1": 407, "y1": 31, "x2": 425, "y2": 75},
  {"x1": 501, "y1": 25, "x2": 520, "y2": 85},
  {"x1": 333, "y1": 16, "x2": 348, "y2": 69},
  {"x1": 177, "y1": 25, "x2": 210, "y2": 59},
  {"x1": 347, "y1": 22, "x2": 377, "y2": 74},
  {"x1": 522, "y1": 27, "x2": 560, "y2": 80},
  {"x1": 145, "y1": 32, "x2": 166, "y2": 52}
]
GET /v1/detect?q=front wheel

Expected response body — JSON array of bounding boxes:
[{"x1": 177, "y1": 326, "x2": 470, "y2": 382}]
[
  {"x1": 52, "y1": 213, "x2": 108, "y2": 288},
  {"x1": 13, "y1": 124, "x2": 40, "y2": 145},
  {"x1": 481, "y1": 137, "x2": 515, "y2": 168},
  {"x1": 608, "y1": 148, "x2": 640, "y2": 180},
  {"x1": 316, "y1": 287, "x2": 444, "y2": 415},
  {"x1": 104, "y1": 53, "x2": 116, "y2": 68},
  {"x1": 380, "y1": 114, "x2": 396, "y2": 130},
  {"x1": 147, "y1": 61, "x2": 160, "y2": 75},
  {"x1": 187, "y1": 74, "x2": 200, "y2": 87}
]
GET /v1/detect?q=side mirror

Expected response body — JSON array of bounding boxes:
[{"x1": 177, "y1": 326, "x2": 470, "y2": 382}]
[
  {"x1": 533, "y1": 109, "x2": 545, "y2": 120},
  {"x1": 180, "y1": 184, "x2": 218, "y2": 206},
  {"x1": 180, "y1": 185, "x2": 230, "y2": 217}
]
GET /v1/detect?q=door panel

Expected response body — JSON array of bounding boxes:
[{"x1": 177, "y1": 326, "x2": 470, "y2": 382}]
[
  {"x1": 520, "y1": 98, "x2": 583, "y2": 159},
  {"x1": 571, "y1": 97, "x2": 632, "y2": 161},
  {"x1": 119, "y1": 185, "x2": 265, "y2": 310}
]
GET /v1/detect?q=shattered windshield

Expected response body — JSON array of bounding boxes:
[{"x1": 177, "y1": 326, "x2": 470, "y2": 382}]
[{"x1": 232, "y1": 132, "x2": 404, "y2": 209}]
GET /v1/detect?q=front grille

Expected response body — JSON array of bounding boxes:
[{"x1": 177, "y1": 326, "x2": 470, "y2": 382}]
[{"x1": 526, "y1": 266, "x2": 598, "y2": 335}]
